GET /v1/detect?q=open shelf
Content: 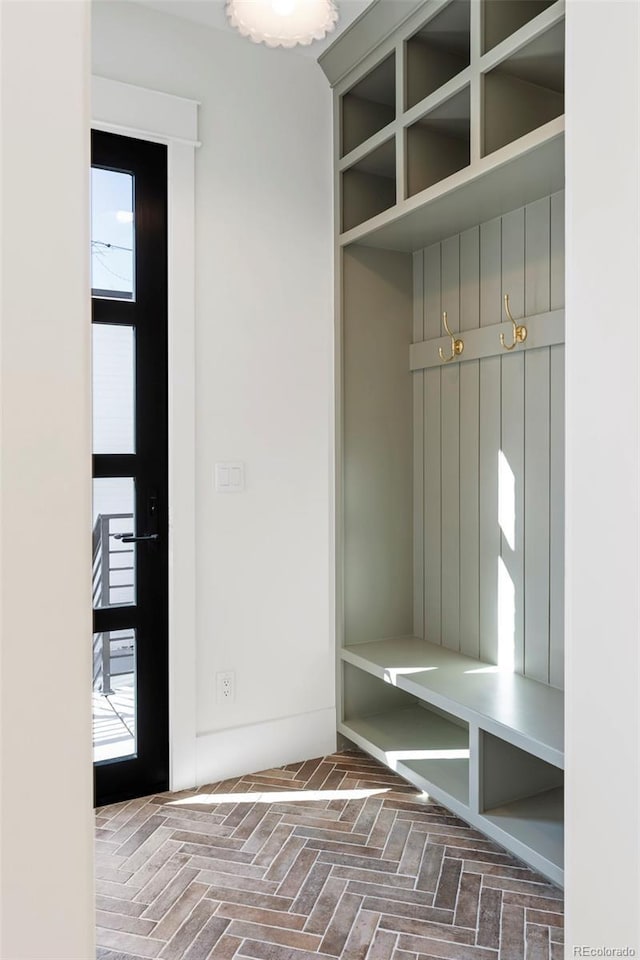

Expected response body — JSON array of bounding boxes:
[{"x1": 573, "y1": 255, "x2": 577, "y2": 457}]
[
  {"x1": 483, "y1": 21, "x2": 564, "y2": 156},
  {"x1": 342, "y1": 636, "x2": 564, "y2": 768},
  {"x1": 342, "y1": 705, "x2": 470, "y2": 807},
  {"x1": 341, "y1": 119, "x2": 563, "y2": 251},
  {"x1": 406, "y1": 86, "x2": 470, "y2": 199},
  {"x1": 341, "y1": 662, "x2": 470, "y2": 809},
  {"x1": 341, "y1": 652, "x2": 564, "y2": 885},
  {"x1": 482, "y1": 0, "x2": 557, "y2": 54},
  {"x1": 341, "y1": 52, "x2": 395, "y2": 157},
  {"x1": 405, "y1": 0, "x2": 470, "y2": 111},
  {"x1": 480, "y1": 729, "x2": 564, "y2": 882},
  {"x1": 341, "y1": 137, "x2": 396, "y2": 233},
  {"x1": 398, "y1": 752, "x2": 469, "y2": 809},
  {"x1": 483, "y1": 787, "x2": 564, "y2": 872}
]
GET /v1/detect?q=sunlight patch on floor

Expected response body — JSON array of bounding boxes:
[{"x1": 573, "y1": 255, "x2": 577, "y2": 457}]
[{"x1": 168, "y1": 786, "x2": 390, "y2": 807}]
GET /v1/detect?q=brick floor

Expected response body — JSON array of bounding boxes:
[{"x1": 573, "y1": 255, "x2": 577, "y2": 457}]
[{"x1": 95, "y1": 750, "x2": 563, "y2": 960}]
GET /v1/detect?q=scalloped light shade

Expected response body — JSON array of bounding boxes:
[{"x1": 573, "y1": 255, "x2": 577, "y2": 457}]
[{"x1": 226, "y1": 0, "x2": 339, "y2": 48}]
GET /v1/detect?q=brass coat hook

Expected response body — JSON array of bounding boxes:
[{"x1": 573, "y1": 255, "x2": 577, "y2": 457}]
[
  {"x1": 500, "y1": 294, "x2": 528, "y2": 351},
  {"x1": 438, "y1": 311, "x2": 464, "y2": 363}
]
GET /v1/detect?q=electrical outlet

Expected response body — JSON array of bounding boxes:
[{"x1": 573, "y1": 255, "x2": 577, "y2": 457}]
[{"x1": 216, "y1": 671, "x2": 235, "y2": 703}]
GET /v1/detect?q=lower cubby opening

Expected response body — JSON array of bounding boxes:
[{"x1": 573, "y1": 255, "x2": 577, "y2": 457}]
[
  {"x1": 341, "y1": 662, "x2": 470, "y2": 807},
  {"x1": 483, "y1": 21, "x2": 564, "y2": 155},
  {"x1": 482, "y1": 787, "x2": 564, "y2": 869},
  {"x1": 341, "y1": 138, "x2": 396, "y2": 233},
  {"x1": 406, "y1": 86, "x2": 470, "y2": 198},
  {"x1": 480, "y1": 730, "x2": 564, "y2": 873}
]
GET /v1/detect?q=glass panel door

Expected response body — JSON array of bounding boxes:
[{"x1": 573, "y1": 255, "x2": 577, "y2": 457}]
[{"x1": 91, "y1": 130, "x2": 168, "y2": 805}]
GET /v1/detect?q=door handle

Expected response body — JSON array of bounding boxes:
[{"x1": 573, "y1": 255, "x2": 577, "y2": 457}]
[
  {"x1": 113, "y1": 533, "x2": 159, "y2": 543},
  {"x1": 113, "y1": 493, "x2": 160, "y2": 544}
]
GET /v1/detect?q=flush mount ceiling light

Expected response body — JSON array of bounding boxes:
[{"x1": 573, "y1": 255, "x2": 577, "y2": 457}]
[{"x1": 226, "y1": 0, "x2": 339, "y2": 49}]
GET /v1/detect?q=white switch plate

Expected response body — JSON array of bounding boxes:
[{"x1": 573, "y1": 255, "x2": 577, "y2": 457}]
[{"x1": 215, "y1": 461, "x2": 245, "y2": 493}]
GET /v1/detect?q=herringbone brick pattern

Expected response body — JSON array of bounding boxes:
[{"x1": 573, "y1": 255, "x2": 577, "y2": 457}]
[{"x1": 95, "y1": 750, "x2": 564, "y2": 960}]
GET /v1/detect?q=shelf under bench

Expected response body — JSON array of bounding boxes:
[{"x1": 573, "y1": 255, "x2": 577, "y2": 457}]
[
  {"x1": 340, "y1": 703, "x2": 470, "y2": 815},
  {"x1": 482, "y1": 786, "x2": 564, "y2": 872},
  {"x1": 340, "y1": 638, "x2": 565, "y2": 885},
  {"x1": 341, "y1": 636, "x2": 564, "y2": 768}
]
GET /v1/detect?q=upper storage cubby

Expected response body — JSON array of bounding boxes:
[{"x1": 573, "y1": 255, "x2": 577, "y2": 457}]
[
  {"x1": 405, "y1": 0, "x2": 470, "y2": 111},
  {"x1": 340, "y1": 52, "x2": 395, "y2": 157},
  {"x1": 325, "y1": 0, "x2": 564, "y2": 248},
  {"x1": 406, "y1": 85, "x2": 470, "y2": 198},
  {"x1": 482, "y1": 0, "x2": 557, "y2": 53},
  {"x1": 483, "y1": 20, "x2": 564, "y2": 156},
  {"x1": 341, "y1": 137, "x2": 396, "y2": 233}
]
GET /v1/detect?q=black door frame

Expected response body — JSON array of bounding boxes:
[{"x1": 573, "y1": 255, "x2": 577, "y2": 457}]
[{"x1": 92, "y1": 129, "x2": 169, "y2": 806}]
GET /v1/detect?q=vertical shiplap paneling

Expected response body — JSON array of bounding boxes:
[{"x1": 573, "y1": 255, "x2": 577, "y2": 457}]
[
  {"x1": 549, "y1": 348, "x2": 565, "y2": 688},
  {"x1": 500, "y1": 208, "x2": 525, "y2": 675},
  {"x1": 479, "y1": 217, "x2": 502, "y2": 665},
  {"x1": 440, "y1": 236, "x2": 460, "y2": 650},
  {"x1": 415, "y1": 194, "x2": 564, "y2": 685},
  {"x1": 459, "y1": 226, "x2": 480, "y2": 659},
  {"x1": 523, "y1": 197, "x2": 551, "y2": 683},
  {"x1": 440, "y1": 236, "x2": 461, "y2": 652},
  {"x1": 413, "y1": 249, "x2": 425, "y2": 639},
  {"x1": 424, "y1": 243, "x2": 442, "y2": 644},
  {"x1": 549, "y1": 189, "x2": 565, "y2": 688}
]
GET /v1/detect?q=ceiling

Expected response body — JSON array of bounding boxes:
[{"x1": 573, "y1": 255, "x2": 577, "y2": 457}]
[{"x1": 133, "y1": 0, "x2": 375, "y2": 57}]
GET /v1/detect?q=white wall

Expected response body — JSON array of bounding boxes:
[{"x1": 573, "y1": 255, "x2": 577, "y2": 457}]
[
  {"x1": 565, "y1": 0, "x2": 640, "y2": 950},
  {"x1": 92, "y1": 1, "x2": 336, "y2": 780},
  {"x1": 0, "y1": 1, "x2": 95, "y2": 956},
  {"x1": 0, "y1": 1, "x2": 638, "y2": 954}
]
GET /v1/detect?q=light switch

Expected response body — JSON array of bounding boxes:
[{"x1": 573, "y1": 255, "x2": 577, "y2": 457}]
[{"x1": 215, "y1": 461, "x2": 245, "y2": 493}]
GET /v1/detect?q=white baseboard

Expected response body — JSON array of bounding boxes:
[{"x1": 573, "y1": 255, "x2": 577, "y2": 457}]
[{"x1": 195, "y1": 707, "x2": 337, "y2": 786}]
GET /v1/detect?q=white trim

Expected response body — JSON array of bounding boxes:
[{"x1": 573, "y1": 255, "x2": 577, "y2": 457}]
[
  {"x1": 195, "y1": 709, "x2": 338, "y2": 785},
  {"x1": 92, "y1": 76, "x2": 200, "y2": 145},
  {"x1": 95, "y1": 121, "x2": 200, "y2": 149},
  {"x1": 166, "y1": 140, "x2": 198, "y2": 791},
  {"x1": 92, "y1": 76, "x2": 199, "y2": 791}
]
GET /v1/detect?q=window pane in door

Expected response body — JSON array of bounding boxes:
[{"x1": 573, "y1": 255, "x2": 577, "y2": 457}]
[
  {"x1": 91, "y1": 167, "x2": 135, "y2": 299},
  {"x1": 93, "y1": 477, "x2": 136, "y2": 609},
  {"x1": 93, "y1": 628, "x2": 137, "y2": 762},
  {"x1": 92, "y1": 324, "x2": 135, "y2": 454}
]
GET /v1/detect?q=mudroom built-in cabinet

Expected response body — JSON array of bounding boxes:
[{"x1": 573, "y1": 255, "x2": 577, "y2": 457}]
[{"x1": 320, "y1": 0, "x2": 566, "y2": 886}]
